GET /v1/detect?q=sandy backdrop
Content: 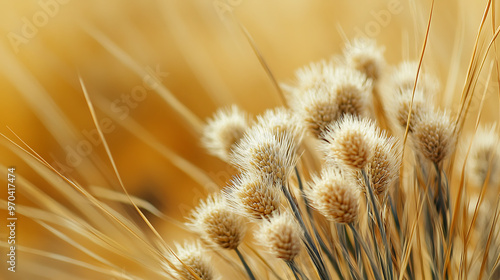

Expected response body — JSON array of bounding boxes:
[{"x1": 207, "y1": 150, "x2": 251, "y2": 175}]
[{"x1": 0, "y1": 0, "x2": 497, "y2": 279}]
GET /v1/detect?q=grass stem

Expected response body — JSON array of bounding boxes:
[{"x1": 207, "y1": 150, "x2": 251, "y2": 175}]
[
  {"x1": 361, "y1": 169, "x2": 394, "y2": 280},
  {"x1": 281, "y1": 183, "x2": 330, "y2": 280},
  {"x1": 235, "y1": 247, "x2": 256, "y2": 280}
]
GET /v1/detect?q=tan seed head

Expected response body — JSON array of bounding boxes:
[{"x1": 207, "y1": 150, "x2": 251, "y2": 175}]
[
  {"x1": 331, "y1": 67, "x2": 372, "y2": 119},
  {"x1": 257, "y1": 212, "x2": 303, "y2": 261},
  {"x1": 202, "y1": 105, "x2": 250, "y2": 161},
  {"x1": 467, "y1": 125, "x2": 500, "y2": 187},
  {"x1": 391, "y1": 88, "x2": 432, "y2": 133},
  {"x1": 227, "y1": 175, "x2": 281, "y2": 220},
  {"x1": 343, "y1": 38, "x2": 385, "y2": 83},
  {"x1": 308, "y1": 169, "x2": 360, "y2": 224},
  {"x1": 293, "y1": 87, "x2": 338, "y2": 138},
  {"x1": 169, "y1": 241, "x2": 217, "y2": 280},
  {"x1": 231, "y1": 127, "x2": 298, "y2": 185},
  {"x1": 391, "y1": 61, "x2": 440, "y2": 96},
  {"x1": 361, "y1": 133, "x2": 400, "y2": 200},
  {"x1": 188, "y1": 194, "x2": 246, "y2": 250},
  {"x1": 255, "y1": 107, "x2": 303, "y2": 144},
  {"x1": 291, "y1": 59, "x2": 336, "y2": 94},
  {"x1": 322, "y1": 116, "x2": 376, "y2": 170},
  {"x1": 412, "y1": 110, "x2": 456, "y2": 164}
]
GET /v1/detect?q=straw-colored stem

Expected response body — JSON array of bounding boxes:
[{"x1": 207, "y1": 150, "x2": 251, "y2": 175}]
[
  {"x1": 348, "y1": 224, "x2": 383, "y2": 280},
  {"x1": 337, "y1": 224, "x2": 361, "y2": 280}
]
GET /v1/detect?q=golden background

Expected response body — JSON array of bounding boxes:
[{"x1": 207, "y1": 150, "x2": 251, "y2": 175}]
[{"x1": 0, "y1": 0, "x2": 497, "y2": 279}]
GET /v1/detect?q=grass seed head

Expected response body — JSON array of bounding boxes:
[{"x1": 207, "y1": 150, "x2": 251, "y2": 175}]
[
  {"x1": 343, "y1": 38, "x2": 385, "y2": 83},
  {"x1": 331, "y1": 67, "x2": 373, "y2": 120},
  {"x1": 188, "y1": 194, "x2": 247, "y2": 250},
  {"x1": 227, "y1": 174, "x2": 282, "y2": 220},
  {"x1": 467, "y1": 125, "x2": 500, "y2": 187},
  {"x1": 322, "y1": 116, "x2": 376, "y2": 170},
  {"x1": 412, "y1": 110, "x2": 456, "y2": 164},
  {"x1": 170, "y1": 241, "x2": 218, "y2": 280},
  {"x1": 231, "y1": 127, "x2": 298, "y2": 185},
  {"x1": 257, "y1": 212, "x2": 303, "y2": 261},
  {"x1": 293, "y1": 87, "x2": 338, "y2": 138},
  {"x1": 360, "y1": 133, "x2": 400, "y2": 200},
  {"x1": 291, "y1": 59, "x2": 336, "y2": 94},
  {"x1": 255, "y1": 107, "x2": 303, "y2": 144},
  {"x1": 307, "y1": 168, "x2": 360, "y2": 224},
  {"x1": 202, "y1": 105, "x2": 250, "y2": 162},
  {"x1": 391, "y1": 61, "x2": 440, "y2": 95},
  {"x1": 391, "y1": 88, "x2": 431, "y2": 133}
]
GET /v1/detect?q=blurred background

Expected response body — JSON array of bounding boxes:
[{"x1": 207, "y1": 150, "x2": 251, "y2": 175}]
[{"x1": 0, "y1": 0, "x2": 497, "y2": 279}]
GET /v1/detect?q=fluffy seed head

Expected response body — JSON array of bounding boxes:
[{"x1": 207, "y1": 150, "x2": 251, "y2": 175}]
[
  {"x1": 412, "y1": 110, "x2": 456, "y2": 164},
  {"x1": 307, "y1": 169, "x2": 360, "y2": 224},
  {"x1": 391, "y1": 61, "x2": 440, "y2": 95},
  {"x1": 188, "y1": 194, "x2": 246, "y2": 250},
  {"x1": 227, "y1": 175, "x2": 281, "y2": 220},
  {"x1": 169, "y1": 241, "x2": 217, "y2": 280},
  {"x1": 257, "y1": 212, "x2": 303, "y2": 261},
  {"x1": 391, "y1": 89, "x2": 431, "y2": 132},
  {"x1": 292, "y1": 66, "x2": 372, "y2": 139},
  {"x1": 467, "y1": 125, "x2": 500, "y2": 187},
  {"x1": 291, "y1": 60, "x2": 336, "y2": 93},
  {"x1": 360, "y1": 133, "x2": 400, "y2": 199},
  {"x1": 331, "y1": 67, "x2": 373, "y2": 119},
  {"x1": 343, "y1": 38, "x2": 385, "y2": 82},
  {"x1": 322, "y1": 116, "x2": 376, "y2": 170},
  {"x1": 293, "y1": 87, "x2": 338, "y2": 138},
  {"x1": 202, "y1": 105, "x2": 249, "y2": 161},
  {"x1": 255, "y1": 107, "x2": 303, "y2": 144},
  {"x1": 231, "y1": 127, "x2": 298, "y2": 185}
]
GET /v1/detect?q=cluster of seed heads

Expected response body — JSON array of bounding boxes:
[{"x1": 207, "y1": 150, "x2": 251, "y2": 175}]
[{"x1": 171, "y1": 37, "x2": 498, "y2": 280}]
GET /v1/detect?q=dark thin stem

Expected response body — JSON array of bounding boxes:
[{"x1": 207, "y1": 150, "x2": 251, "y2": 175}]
[
  {"x1": 287, "y1": 260, "x2": 308, "y2": 280},
  {"x1": 433, "y1": 162, "x2": 448, "y2": 237},
  {"x1": 364, "y1": 193, "x2": 386, "y2": 279},
  {"x1": 295, "y1": 167, "x2": 305, "y2": 191},
  {"x1": 290, "y1": 264, "x2": 301, "y2": 280},
  {"x1": 353, "y1": 228, "x2": 364, "y2": 279},
  {"x1": 348, "y1": 224, "x2": 383, "y2": 280},
  {"x1": 388, "y1": 196, "x2": 402, "y2": 235},
  {"x1": 338, "y1": 224, "x2": 360, "y2": 280},
  {"x1": 433, "y1": 162, "x2": 450, "y2": 280},
  {"x1": 362, "y1": 169, "x2": 393, "y2": 280},
  {"x1": 295, "y1": 167, "x2": 344, "y2": 280},
  {"x1": 295, "y1": 167, "x2": 315, "y2": 222},
  {"x1": 281, "y1": 184, "x2": 330, "y2": 280},
  {"x1": 235, "y1": 247, "x2": 256, "y2": 280},
  {"x1": 315, "y1": 226, "x2": 344, "y2": 280},
  {"x1": 424, "y1": 197, "x2": 438, "y2": 267}
]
